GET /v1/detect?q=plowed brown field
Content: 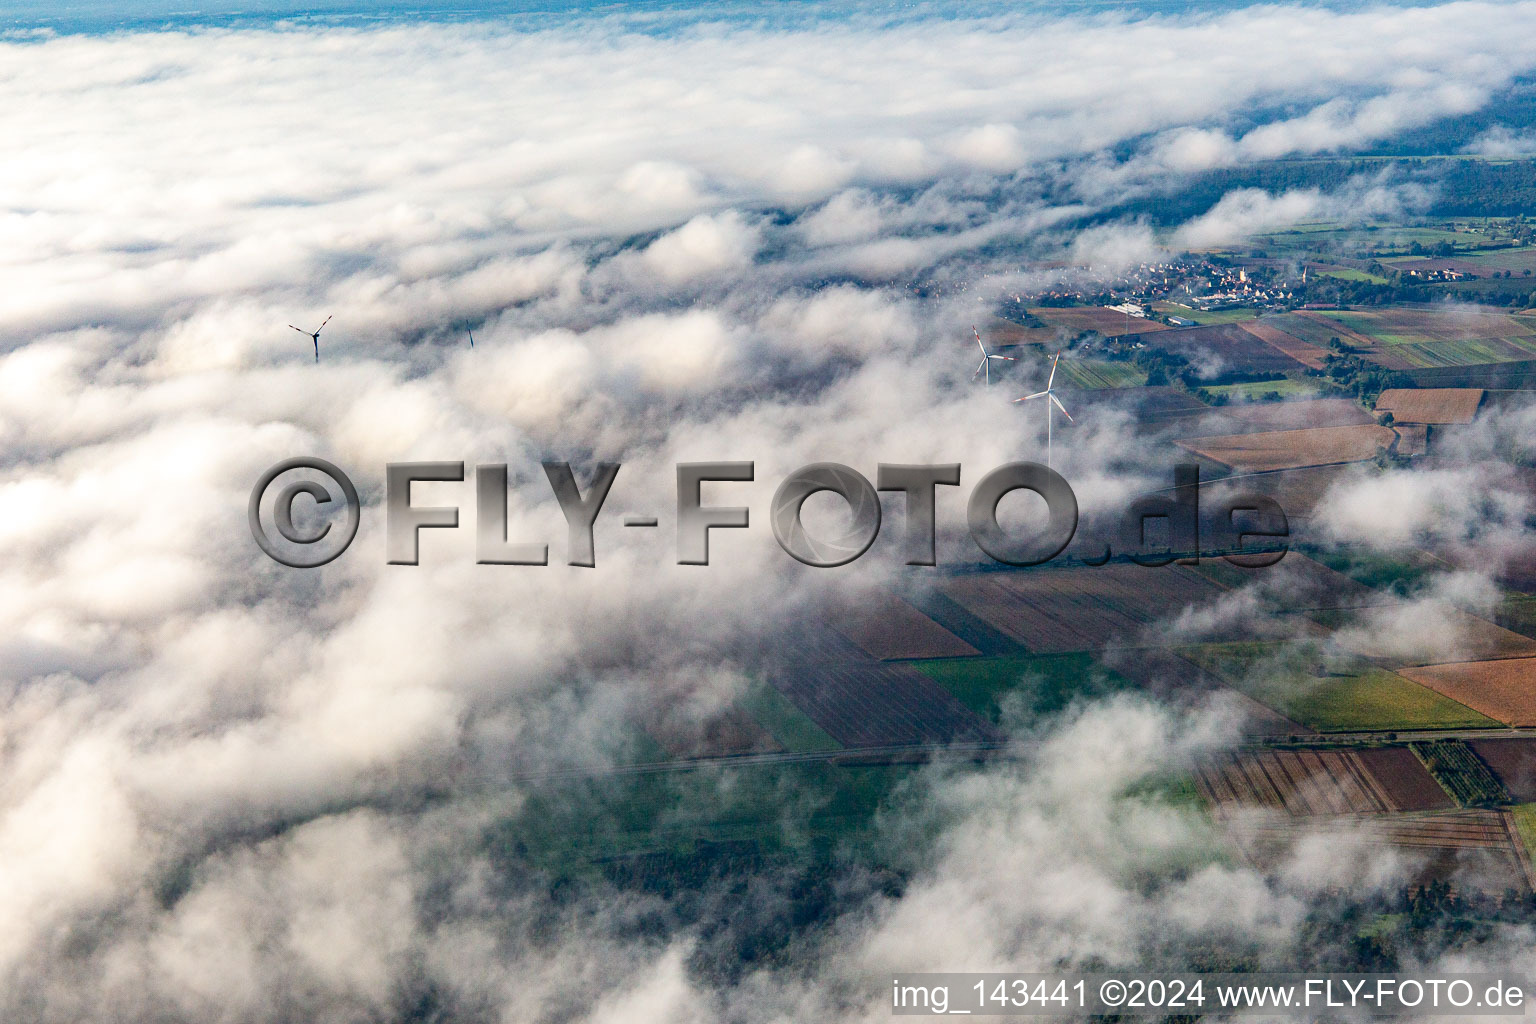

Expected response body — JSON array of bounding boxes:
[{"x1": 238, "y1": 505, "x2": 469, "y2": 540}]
[{"x1": 1399, "y1": 658, "x2": 1536, "y2": 726}]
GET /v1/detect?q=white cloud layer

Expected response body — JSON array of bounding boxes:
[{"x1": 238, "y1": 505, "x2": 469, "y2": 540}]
[{"x1": 4, "y1": 1, "x2": 1536, "y2": 1019}]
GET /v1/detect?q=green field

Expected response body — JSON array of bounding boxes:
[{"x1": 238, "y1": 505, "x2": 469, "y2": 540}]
[
  {"x1": 491, "y1": 653, "x2": 1144, "y2": 875},
  {"x1": 1495, "y1": 595, "x2": 1536, "y2": 638},
  {"x1": 621, "y1": 727, "x2": 674, "y2": 766},
  {"x1": 1322, "y1": 310, "x2": 1430, "y2": 344},
  {"x1": 1303, "y1": 309, "x2": 1536, "y2": 367},
  {"x1": 1316, "y1": 267, "x2": 1390, "y2": 284},
  {"x1": 1379, "y1": 249, "x2": 1536, "y2": 276},
  {"x1": 1057, "y1": 358, "x2": 1146, "y2": 389},
  {"x1": 1323, "y1": 309, "x2": 1536, "y2": 344},
  {"x1": 912, "y1": 652, "x2": 1132, "y2": 724},
  {"x1": 1393, "y1": 336, "x2": 1536, "y2": 367},
  {"x1": 1204, "y1": 377, "x2": 1319, "y2": 400},
  {"x1": 1410, "y1": 739, "x2": 1510, "y2": 807},
  {"x1": 739, "y1": 680, "x2": 840, "y2": 753},
  {"x1": 1305, "y1": 547, "x2": 1445, "y2": 595},
  {"x1": 1259, "y1": 222, "x2": 1486, "y2": 256},
  {"x1": 1124, "y1": 771, "x2": 1208, "y2": 811},
  {"x1": 1181, "y1": 641, "x2": 1498, "y2": 732},
  {"x1": 496, "y1": 760, "x2": 913, "y2": 874},
  {"x1": 1511, "y1": 804, "x2": 1536, "y2": 860},
  {"x1": 1261, "y1": 222, "x2": 1489, "y2": 258},
  {"x1": 1152, "y1": 302, "x2": 1261, "y2": 325}
]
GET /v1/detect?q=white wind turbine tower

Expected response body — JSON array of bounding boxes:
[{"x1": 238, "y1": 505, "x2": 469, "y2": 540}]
[
  {"x1": 1014, "y1": 350, "x2": 1073, "y2": 469},
  {"x1": 971, "y1": 325, "x2": 1014, "y2": 385}
]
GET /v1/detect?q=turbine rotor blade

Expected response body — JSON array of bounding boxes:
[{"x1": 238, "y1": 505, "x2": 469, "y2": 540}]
[
  {"x1": 988, "y1": 354, "x2": 1015, "y2": 361},
  {"x1": 1048, "y1": 351, "x2": 1060, "y2": 389},
  {"x1": 1050, "y1": 393, "x2": 1073, "y2": 420}
]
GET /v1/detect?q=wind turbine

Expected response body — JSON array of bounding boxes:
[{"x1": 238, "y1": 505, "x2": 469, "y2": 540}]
[
  {"x1": 289, "y1": 315, "x2": 332, "y2": 363},
  {"x1": 1014, "y1": 350, "x2": 1073, "y2": 469},
  {"x1": 971, "y1": 325, "x2": 1015, "y2": 385}
]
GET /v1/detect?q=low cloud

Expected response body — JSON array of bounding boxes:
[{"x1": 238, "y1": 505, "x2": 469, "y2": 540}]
[{"x1": 4, "y1": 1, "x2": 1536, "y2": 1019}]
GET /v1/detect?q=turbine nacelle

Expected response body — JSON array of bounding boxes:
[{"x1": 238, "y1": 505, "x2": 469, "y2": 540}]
[{"x1": 970, "y1": 325, "x2": 1015, "y2": 386}]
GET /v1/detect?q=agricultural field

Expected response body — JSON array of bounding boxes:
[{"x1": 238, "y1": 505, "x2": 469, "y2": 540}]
[
  {"x1": 1355, "y1": 747, "x2": 1459, "y2": 811},
  {"x1": 1190, "y1": 552, "x2": 1393, "y2": 612},
  {"x1": 1260, "y1": 222, "x2": 1479, "y2": 257},
  {"x1": 1152, "y1": 304, "x2": 1265, "y2": 326},
  {"x1": 502, "y1": 759, "x2": 914, "y2": 873},
  {"x1": 1470, "y1": 740, "x2": 1536, "y2": 801},
  {"x1": 1147, "y1": 299, "x2": 1258, "y2": 320},
  {"x1": 1503, "y1": 553, "x2": 1536, "y2": 596},
  {"x1": 983, "y1": 317, "x2": 1063, "y2": 350},
  {"x1": 1496, "y1": 595, "x2": 1536, "y2": 637},
  {"x1": 1389, "y1": 337, "x2": 1536, "y2": 370},
  {"x1": 1182, "y1": 641, "x2": 1498, "y2": 732},
  {"x1": 1236, "y1": 318, "x2": 1330, "y2": 368},
  {"x1": 1178, "y1": 397, "x2": 1374, "y2": 436},
  {"x1": 1402, "y1": 360, "x2": 1536, "y2": 388},
  {"x1": 912, "y1": 651, "x2": 1133, "y2": 723},
  {"x1": 1306, "y1": 546, "x2": 1447, "y2": 596},
  {"x1": 831, "y1": 592, "x2": 980, "y2": 661},
  {"x1": 1380, "y1": 256, "x2": 1494, "y2": 278},
  {"x1": 940, "y1": 564, "x2": 1231, "y2": 653},
  {"x1": 738, "y1": 679, "x2": 841, "y2": 754},
  {"x1": 1512, "y1": 803, "x2": 1536, "y2": 861},
  {"x1": 1031, "y1": 307, "x2": 1172, "y2": 337},
  {"x1": 1399, "y1": 658, "x2": 1536, "y2": 727},
  {"x1": 1374, "y1": 387, "x2": 1484, "y2": 423},
  {"x1": 1203, "y1": 378, "x2": 1319, "y2": 401},
  {"x1": 1176, "y1": 422, "x2": 1397, "y2": 472},
  {"x1": 1386, "y1": 246, "x2": 1536, "y2": 277},
  {"x1": 1392, "y1": 422, "x2": 1429, "y2": 456},
  {"x1": 1455, "y1": 246, "x2": 1536, "y2": 274},
  {"x1": 1194, "y1": 748, "x2": 1442, "y2": 817},
  {"x1": 1333, "y1": 606, "x2": 1536, "y2": 663},
  {"x1": 1078, "y1": 385, "x2": 1210, "y2": 423},
  {"x1": 1055, "y1": 357, "x2": 1146, "y2": 389},
  {"x1": 1195, "y1": 463, "x2": 1354, "y2": 518},
  {"x1": 1410, "y1": 739, "x2": 1512, "y2": 807},
  {"x1": 1262, "y1": 310, "x2": 1372, "y2": 349},
  {"x1": 607, "y1": 722, "x2": 672, "y2": 767},
  {"x1": 1302, "y1": 605, "x2": 1536, "y2": 664},
  {"x1": 1309, "y1": 307, "x2": 1536, "y2": 369},
  {"x1": 1235, "y1": 810, "x2": 1532, "y2": 893},
  {"x1": 1091, "y1": 647, "x2": 1308, "y2": 737},
  {"x1": 768, "y1": 651, "x2": 1001, "y2": 748},
  {"x1": 1324, "y1": 307, "x2": 1535, "y2": 344},
  {"x1": 1313, "y1": 266, "x2": 1390, "y2": 284},
  {"x1": 1150, "y1": 322, "x2": 1309, "y2": 373},
  {"x1": 643, "y1": 704, "x2": 782, "y2": 759}
]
